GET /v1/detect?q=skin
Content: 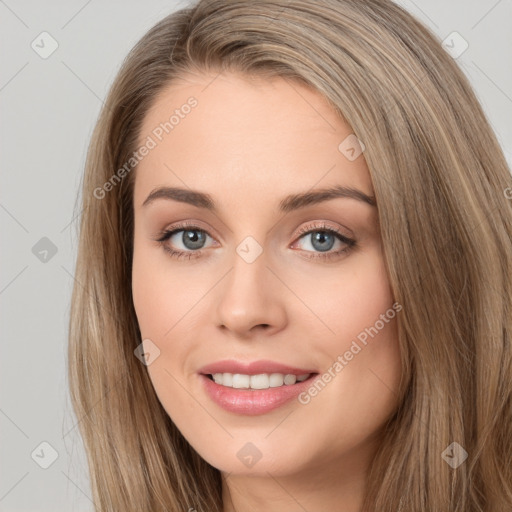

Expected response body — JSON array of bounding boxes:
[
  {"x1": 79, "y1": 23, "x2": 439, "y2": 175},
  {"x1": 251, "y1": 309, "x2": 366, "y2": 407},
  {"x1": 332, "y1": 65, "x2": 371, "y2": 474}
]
[{"x1": 131, "y1": 71, "x2": 402, "y2": 512}]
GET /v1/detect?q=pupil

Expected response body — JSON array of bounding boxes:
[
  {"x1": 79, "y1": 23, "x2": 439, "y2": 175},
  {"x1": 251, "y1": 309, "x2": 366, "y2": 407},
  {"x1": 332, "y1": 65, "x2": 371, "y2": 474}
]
[
  {"x1": 312, "y1": 231, "x2": 334, "y2": 252},
  {"x1": 183, "y1": 230, "x2": 205, "y2": 250}
]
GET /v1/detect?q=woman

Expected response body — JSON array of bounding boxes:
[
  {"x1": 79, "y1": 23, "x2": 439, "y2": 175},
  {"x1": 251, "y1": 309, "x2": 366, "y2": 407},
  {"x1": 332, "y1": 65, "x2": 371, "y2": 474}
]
[{"x1": 68, "y1": 0, "x2": 512, "y2": 510}]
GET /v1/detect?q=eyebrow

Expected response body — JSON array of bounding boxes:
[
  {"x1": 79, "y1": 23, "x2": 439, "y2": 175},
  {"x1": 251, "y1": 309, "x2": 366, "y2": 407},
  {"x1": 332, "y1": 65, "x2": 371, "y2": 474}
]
[{"x1": 142, "y1": 184, "x2": 376, "y2": 212}]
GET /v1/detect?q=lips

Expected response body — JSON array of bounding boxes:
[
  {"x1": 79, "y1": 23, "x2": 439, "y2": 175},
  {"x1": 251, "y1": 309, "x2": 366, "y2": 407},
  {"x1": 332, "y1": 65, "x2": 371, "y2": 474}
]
[
  {"x1": 198, "y1": 359, "x2": 317, "y2": 376},
  {"x1": 199, "y1": 371, "x2": 319, "y2": 415},
  {"x1": 197, "y1": 359, "x2": 320, "y2": 414}
]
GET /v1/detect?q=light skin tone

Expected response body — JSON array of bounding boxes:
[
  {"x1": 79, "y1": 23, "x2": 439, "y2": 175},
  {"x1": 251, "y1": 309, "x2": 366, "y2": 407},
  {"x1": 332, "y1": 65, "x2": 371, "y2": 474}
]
[{"x1": 131, "y1": 71, "x2": 402, "y2": 512}]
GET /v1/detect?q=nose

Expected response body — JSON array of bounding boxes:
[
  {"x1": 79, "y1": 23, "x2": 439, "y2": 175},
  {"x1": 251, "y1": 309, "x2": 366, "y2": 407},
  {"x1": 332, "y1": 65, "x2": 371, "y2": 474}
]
[{"x1": 214, "y1": 248, "x2": 287, "y2": 338}]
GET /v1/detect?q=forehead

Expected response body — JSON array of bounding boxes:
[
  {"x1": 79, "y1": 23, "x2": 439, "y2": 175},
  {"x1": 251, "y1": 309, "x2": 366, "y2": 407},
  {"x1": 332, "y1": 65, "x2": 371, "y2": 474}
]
[{"x1": 133, "y1": 71, "x2": 373, "y2": 210}]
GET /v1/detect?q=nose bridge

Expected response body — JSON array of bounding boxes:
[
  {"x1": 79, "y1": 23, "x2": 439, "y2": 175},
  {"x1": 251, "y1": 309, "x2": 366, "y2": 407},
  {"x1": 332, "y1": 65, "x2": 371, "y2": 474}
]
[
  {"x1": 214, "y1": 232, "x2": 286, "y2": 334},
  {"x1": 235, "y1": 234, "x2": 266, "y2": 267},
  {"x1": 225, "y1": 233, "x2": 269, "y2": 299}
]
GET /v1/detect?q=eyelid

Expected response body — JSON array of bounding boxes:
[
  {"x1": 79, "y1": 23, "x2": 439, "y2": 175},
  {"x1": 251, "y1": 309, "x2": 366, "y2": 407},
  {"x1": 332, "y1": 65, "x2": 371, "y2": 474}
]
[
  {"x1": 156, "y1": 220, "x2": 220, "y2": 243},
  {"x1": 293, "y1": 220, "x2": 352, "y2": 239}
]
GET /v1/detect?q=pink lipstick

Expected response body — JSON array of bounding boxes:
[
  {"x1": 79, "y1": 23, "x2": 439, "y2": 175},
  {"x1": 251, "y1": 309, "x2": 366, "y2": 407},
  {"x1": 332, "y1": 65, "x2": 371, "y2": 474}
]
[{"x1": 198, "y1": 359, "x2": 319, "y2": 415}]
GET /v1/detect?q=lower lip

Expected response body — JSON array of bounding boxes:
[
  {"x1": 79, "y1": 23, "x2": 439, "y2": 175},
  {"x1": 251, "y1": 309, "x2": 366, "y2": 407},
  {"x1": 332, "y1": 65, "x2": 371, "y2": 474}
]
[{"x1": 199, "y1": 373, "x2": 318, "y2": 415}]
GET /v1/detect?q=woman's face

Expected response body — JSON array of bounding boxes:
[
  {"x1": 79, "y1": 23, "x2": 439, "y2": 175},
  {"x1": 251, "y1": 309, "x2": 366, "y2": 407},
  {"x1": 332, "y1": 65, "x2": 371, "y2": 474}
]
[{"x1": 131, "y1": 71, "x2": 402, "y2": 485}]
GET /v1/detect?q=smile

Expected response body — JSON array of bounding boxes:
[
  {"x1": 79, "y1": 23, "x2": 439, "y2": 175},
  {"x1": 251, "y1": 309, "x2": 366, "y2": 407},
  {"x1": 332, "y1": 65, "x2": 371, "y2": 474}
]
[
  {"x1": 200, "y1": 372, "x2": 319, "y2": 415},
  {"x1": 207, "y1": 372, "x2": 311, "y2": 389}
]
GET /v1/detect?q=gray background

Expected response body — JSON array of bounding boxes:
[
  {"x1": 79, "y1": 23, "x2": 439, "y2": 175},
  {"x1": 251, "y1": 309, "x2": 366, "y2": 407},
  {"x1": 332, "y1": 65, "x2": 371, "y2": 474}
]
[{"x1": 1, "y1": 0, "x2": 511, "y2": 510}]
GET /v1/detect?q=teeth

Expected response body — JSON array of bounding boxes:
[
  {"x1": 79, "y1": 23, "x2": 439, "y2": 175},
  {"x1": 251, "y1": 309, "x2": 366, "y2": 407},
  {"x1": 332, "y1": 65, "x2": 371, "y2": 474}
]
[
  {"x1": 222, "y1": 373, "x2": 233, "y2": 387},
  {"x1": 269, "y1": 373, "x2": 284, "y2": 387},
  {"x1": 210, "y1": 372, "x2": 311, "y2": 389},
  {"x1": 232, "y1": 374, "x2": 250, "y2": 388},
  {"x1": 284, "y1": 374, "x2": 296, "y2": 385}
]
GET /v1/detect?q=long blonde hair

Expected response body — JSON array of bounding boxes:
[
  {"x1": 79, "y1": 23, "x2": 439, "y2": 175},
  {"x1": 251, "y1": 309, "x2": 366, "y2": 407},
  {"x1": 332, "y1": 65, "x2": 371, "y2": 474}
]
[{"x1": 68, "y1": 0, "x2": 512, "y2": 510}]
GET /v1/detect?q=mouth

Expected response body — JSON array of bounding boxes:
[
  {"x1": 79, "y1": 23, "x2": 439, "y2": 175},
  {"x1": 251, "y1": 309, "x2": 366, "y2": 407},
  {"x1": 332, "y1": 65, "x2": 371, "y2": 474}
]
[
  {"x1": 203, "y1": 372, "x2": 318, "y2": 390},
  {"x1": 199, "y1": 371, "x2": 320, "y2": 415},
  {"x1": 197, "y1": 359, "x2": 320, "y2": 414}
]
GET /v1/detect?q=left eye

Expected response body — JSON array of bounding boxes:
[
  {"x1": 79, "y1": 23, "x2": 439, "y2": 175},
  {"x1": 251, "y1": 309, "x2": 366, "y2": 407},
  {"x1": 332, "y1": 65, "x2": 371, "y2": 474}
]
[{"x1": 294, "y1": 229, "x2": 345, "y2": 252}]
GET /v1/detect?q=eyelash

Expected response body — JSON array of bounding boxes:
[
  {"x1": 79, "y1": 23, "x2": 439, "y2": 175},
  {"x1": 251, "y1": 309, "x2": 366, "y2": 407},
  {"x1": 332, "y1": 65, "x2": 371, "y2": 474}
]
[{"x1": 155, "y1": 221, "x2": 357, "y2": 262}]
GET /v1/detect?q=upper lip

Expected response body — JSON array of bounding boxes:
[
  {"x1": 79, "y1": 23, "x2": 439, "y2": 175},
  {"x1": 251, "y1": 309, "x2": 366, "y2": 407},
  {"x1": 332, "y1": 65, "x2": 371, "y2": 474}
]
[{"x1": 198, "y1": 359, "x2": 317, "y2": 376}]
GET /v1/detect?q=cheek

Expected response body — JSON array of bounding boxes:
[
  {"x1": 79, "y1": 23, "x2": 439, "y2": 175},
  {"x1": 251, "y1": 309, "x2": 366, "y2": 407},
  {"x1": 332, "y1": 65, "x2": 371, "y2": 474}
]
[
  {"x1": 291, "y1": 247, "x2": 396, "y2": 347},
  {"x1": 313, "y1": 251, "x2": 402, "y2": 423},
  {"x1": 131, "y1": 238, "x2": 189, "y2": 339},
  {"x1": 291, "y1": 248, "x2": 402, "y2": 404},
  {"x1": 131, "y1": 245, "x2": 196, "y2": 416}
]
